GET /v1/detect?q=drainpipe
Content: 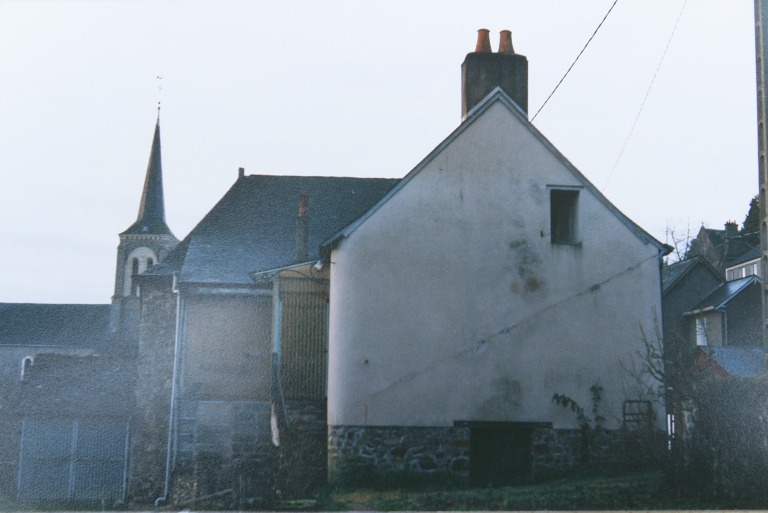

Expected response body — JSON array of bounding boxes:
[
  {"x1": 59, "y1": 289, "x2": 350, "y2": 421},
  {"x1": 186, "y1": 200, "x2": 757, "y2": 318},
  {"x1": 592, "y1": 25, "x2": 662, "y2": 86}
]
[
  {"x1": 271, "y1": 275, "x2": 289, "y2": 440},
  {"x1": 720, "y1": 307, "x2": 728, "y2": 346},
  {"x1": 156, "y1": 273, "x2": 184, "y2": 506}
]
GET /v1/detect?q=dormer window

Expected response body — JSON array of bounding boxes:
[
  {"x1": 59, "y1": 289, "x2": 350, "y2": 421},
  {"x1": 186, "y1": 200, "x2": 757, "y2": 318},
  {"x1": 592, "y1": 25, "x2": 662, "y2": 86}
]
[{"x1": 549, "y1": 187, "x2": 580, "y2": 245}]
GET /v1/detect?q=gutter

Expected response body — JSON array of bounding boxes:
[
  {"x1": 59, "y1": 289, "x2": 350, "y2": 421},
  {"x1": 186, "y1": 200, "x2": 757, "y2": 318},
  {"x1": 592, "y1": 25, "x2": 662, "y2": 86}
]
[{"x1": 156, "y1": 273, "x2": 184, "y2": 507}]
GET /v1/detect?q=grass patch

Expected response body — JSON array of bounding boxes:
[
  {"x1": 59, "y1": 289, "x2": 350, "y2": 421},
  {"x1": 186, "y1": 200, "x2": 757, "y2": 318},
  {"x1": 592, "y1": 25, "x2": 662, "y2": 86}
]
[{"x1": 324, "y1": 469, "x2": 714, "y2": 511}]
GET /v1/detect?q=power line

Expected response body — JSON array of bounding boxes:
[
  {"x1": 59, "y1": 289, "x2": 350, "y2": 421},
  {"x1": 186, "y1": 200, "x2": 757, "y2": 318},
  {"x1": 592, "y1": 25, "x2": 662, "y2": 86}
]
[
  {"x1": 531, "y1": 0, "x2": 620, "y2": 122},
  {"x1": 604, "y1": 0, "x2": 689, "y2": 189}
]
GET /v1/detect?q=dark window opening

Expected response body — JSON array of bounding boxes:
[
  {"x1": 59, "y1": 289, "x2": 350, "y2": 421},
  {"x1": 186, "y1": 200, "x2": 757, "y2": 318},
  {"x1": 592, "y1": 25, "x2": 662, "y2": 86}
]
[
  {"x1": 550, "y1": 189, "x2": 579, "y2": 244},
  {"x1": 131, "y1": 258, "x2": 139, "y2": 296},
  {"x1": 147, "y1": 258, "x2": 154, "y2": 267}
]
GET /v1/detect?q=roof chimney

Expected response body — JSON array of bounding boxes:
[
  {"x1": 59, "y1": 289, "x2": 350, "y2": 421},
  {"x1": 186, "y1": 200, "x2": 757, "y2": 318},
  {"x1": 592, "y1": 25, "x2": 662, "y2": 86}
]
[
  {"x1": 725, "y1": 220, "x2": 739, "y2": 239},
  {"x1": 461, "y1": 28, "x2": 528, "y2": 119}
]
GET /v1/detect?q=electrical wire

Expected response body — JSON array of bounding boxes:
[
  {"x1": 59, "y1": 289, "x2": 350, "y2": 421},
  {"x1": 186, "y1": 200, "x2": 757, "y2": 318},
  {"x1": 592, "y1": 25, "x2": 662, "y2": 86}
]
[
  {"x1": 531, "y1": 0, "x2": 620, "y2": 122},
  {"x1": 604, "y1": 0, "x2": 689, "y2": 189}
]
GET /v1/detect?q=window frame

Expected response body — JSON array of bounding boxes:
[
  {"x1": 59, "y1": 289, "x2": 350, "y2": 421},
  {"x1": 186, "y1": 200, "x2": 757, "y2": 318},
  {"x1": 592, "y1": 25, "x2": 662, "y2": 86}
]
[{"x1": 548, "y1": 185, "x2": 582, "y2": 245}]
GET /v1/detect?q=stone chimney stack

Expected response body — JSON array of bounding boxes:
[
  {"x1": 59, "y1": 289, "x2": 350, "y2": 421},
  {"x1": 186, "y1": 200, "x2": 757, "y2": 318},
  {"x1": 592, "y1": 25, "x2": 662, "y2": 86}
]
[
  {"x1": 296, "y1": 194, "x2": 309, "y2": 262},
  {"x1": 461, "y1": 28, "x2": 528, "y2": 119}
]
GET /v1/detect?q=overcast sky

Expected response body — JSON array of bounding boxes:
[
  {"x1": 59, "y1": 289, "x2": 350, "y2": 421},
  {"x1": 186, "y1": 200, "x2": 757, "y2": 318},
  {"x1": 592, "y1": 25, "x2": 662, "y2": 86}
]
[{"x1": 0, "y1": 0, "x2": 758, "y2": 304}]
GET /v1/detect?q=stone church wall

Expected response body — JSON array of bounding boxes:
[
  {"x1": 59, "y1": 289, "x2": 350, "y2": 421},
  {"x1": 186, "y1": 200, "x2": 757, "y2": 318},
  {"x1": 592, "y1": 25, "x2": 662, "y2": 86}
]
[{"x1": 127, "y1": 279, "x2": 176, "y2": 502}]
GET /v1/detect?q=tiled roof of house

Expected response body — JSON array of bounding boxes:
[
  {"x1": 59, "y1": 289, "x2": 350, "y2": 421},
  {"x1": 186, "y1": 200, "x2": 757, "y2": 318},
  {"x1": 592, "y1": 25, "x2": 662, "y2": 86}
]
[
  {"x1": 688, "y1": 226, "x2": 759, "y2": 273},
  {"x1": 0, "y1": 303, "x2": 113, "y2": 347},
  {"x1": 145, "y1": 174, "x2": 399, "y2": 285},
  {"x1": 663, "y1": 257, "x2": 704, "y2": 293},
  {"x1": 701, "y1": 346, "x2": 766, "y2": 378},
  {"x1": 685, "y1": 275, "x2": 759, "y2": 314}
]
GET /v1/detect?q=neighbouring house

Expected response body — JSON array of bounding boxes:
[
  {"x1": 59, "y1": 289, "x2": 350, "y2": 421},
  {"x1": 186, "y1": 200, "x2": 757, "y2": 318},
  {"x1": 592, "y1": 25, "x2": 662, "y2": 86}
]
[
  {"x1": 130, "y1": 172, "x2": 397, "y2": 504},
  {"x1": 0, "y1": 304, "x2": 119, "y2": 501},
  {"x1": 324, "y1": 29, "x2": 669, "y2": 486},
  {"x1": 662, "y1": 256, "x2": 723, "y2": 349},
  {"x1": 662, "y1": 242, "x2": 765, "y2": 447},
  {"x1": 684, "y1": 276, "x2": 761, "y2": 348},
  {"x1": 663, "y1": 225, "x2": 764, "y2": 365},
  {"x1": 687, "y1": 221, "x2": 760, "y2": 276}
]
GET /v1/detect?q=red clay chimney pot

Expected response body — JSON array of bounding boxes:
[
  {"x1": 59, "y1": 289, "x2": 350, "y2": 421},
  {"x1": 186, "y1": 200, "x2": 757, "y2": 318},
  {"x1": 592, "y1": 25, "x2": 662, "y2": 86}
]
[
  {"x1": 498, "y1": 30, "x2": 514, "y2": 54},
  {"x1": 475, "y1": 28, "x2": 492, "y2": 53}
]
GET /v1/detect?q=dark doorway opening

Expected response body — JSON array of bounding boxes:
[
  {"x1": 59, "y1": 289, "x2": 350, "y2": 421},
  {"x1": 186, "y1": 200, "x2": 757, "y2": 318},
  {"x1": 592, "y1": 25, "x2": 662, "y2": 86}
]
[{"x1": 466, "y1": 423, "x2": 535, "y2": 486}]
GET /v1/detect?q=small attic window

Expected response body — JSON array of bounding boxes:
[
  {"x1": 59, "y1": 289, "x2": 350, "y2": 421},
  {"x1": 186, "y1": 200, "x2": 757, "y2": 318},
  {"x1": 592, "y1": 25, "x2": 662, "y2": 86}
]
[{"x1": 550, "y1": 188, "x2": 580, "y2": 245}]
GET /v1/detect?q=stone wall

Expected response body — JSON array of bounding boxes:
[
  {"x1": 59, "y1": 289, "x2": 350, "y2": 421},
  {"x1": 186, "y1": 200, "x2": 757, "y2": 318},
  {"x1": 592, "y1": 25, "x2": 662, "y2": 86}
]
[
  {"x1": 329, "y1": 425, "x2": 631, "y2": 486},
  {"x1": 328, "y1": 425, "x2": 470, "y2": 484},
  {"x1": 128, "y1": 279, "x2": 176, "y2": 503},
  {"x1": 277, "y1": 400, "x2": 327, "y2": 498},
  {"x1": 172, "y1": 399, "x2": 275, "y2": 506},
  {"x1": 531, "y1": 427, "x2": 625, "y2": 477}
]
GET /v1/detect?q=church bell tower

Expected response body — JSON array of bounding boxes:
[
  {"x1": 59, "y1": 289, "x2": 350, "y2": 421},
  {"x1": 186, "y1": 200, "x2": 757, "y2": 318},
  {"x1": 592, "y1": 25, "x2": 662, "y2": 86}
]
[{"x1": 111, "y1": 115, "x2": 179, "y2": 336}]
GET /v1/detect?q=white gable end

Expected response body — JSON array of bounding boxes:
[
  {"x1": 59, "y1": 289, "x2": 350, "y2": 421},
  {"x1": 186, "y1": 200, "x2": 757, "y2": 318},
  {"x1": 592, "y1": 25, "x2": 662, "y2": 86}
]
[{"x1": 328, "y1": 92, "x2": 664, "y2": 431}]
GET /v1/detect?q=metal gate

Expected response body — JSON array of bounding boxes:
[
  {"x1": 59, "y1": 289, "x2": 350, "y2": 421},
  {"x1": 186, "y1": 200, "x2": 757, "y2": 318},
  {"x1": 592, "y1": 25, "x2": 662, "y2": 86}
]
[{"x1": 17, "y1": 417, "x2": 129, "y2": 503}]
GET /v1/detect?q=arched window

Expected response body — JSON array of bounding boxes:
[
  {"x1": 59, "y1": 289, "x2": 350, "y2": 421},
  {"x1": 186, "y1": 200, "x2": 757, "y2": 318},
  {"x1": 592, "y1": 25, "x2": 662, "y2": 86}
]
[
  {"x1": 131, "y1": 258, "x2": 140, "y2": 295},
  {"x1": 20, "y1": 356, "x2": 34, "y2": 380},
  {"x1": 123, "y1": 248, "x2": 159, "y2": 297}
]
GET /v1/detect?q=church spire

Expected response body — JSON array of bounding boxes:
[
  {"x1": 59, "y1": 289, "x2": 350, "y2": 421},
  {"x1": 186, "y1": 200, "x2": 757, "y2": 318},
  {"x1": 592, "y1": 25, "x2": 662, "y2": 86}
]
[{"x1": 122, "y1": 117, "x2": 173, "y2": 235}]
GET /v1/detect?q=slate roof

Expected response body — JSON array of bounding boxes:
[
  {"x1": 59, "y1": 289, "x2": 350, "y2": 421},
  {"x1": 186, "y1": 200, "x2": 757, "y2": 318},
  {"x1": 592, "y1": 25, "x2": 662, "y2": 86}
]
[
  {"x1": 685, "y1": 276, "x2": 759, "y2": 314},
  {"x1": 701, "y1": 346, "x2": 766, "y2": 377},
  {"x1": 145, "y1": 175, "x2": 399, "y2": 285},
  {"x1": 663, "y1": 258, "x2": 700, "y2": 293},
  {"x1": 688, "y1": 227, "x2": 759, "y2": 273},
  {"x1": 121, "y1": 120, "x2": 175, "y2": 236},
  {"x1": 0, "y1": 303, "x2": 113, "y2": 347},
  {"x1": 662, "y1": 256, "x2": 721, "y2": 294}
]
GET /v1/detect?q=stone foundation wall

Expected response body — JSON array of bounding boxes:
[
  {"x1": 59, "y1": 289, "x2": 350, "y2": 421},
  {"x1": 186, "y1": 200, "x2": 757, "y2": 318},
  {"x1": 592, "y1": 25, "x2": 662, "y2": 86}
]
[
  {"x1": 277, "y1": 400, "x2": 327, "y2": 498},
  {"x1": 330, "y1": 425, "x2": 629, "y2": 485},
  {"x1": 328, "y1": 425, "x2": 470, "y2": 484},
  {"x1": 531, "y1": 427, "x2": 624, "y2": 477}
]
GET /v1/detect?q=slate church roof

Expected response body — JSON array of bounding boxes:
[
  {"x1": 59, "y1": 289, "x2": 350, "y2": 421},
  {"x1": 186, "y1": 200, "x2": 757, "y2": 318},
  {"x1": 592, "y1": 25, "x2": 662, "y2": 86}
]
[
  {"x1": 145, "y1": 174, "x2": 398, "y2": 285},
  {"x1": 0, "y1": 303, "x2": 113, "y2": 347},
  {"x1": 121, "y1": 119, "x2": 174, "y2": 236}
]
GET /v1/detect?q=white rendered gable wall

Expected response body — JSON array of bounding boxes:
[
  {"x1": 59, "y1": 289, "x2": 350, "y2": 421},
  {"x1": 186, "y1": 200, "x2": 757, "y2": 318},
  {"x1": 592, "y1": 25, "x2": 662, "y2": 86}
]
[{"x1": 327, "y1": 99, "x2": 663, "y2": 430}]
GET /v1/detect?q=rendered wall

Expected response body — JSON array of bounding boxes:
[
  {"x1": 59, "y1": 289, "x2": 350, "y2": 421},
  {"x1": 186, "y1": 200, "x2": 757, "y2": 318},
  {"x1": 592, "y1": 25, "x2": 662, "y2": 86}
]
[{"x1": 328, "y1": 100, "x2": 663, "y2": 432}]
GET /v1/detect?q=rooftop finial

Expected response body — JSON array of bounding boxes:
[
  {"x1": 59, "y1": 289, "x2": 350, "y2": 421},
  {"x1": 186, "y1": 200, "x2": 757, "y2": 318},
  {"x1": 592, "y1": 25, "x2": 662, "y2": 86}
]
[{"x1": 156, "y1": 75, "x2": 163, "y2": 118}]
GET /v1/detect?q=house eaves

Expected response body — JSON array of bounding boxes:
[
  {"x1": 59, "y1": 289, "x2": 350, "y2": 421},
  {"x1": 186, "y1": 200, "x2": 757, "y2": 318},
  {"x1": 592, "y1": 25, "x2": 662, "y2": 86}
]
[{"x1": 322, "y1": 86, "x2": 669, "y2": 256}]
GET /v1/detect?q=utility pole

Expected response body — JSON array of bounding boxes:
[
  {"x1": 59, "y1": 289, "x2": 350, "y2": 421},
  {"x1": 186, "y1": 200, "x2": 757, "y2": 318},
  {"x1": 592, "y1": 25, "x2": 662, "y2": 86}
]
[{"x1": 756, "y1": 0, "x2": 768, "y2": 345}]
